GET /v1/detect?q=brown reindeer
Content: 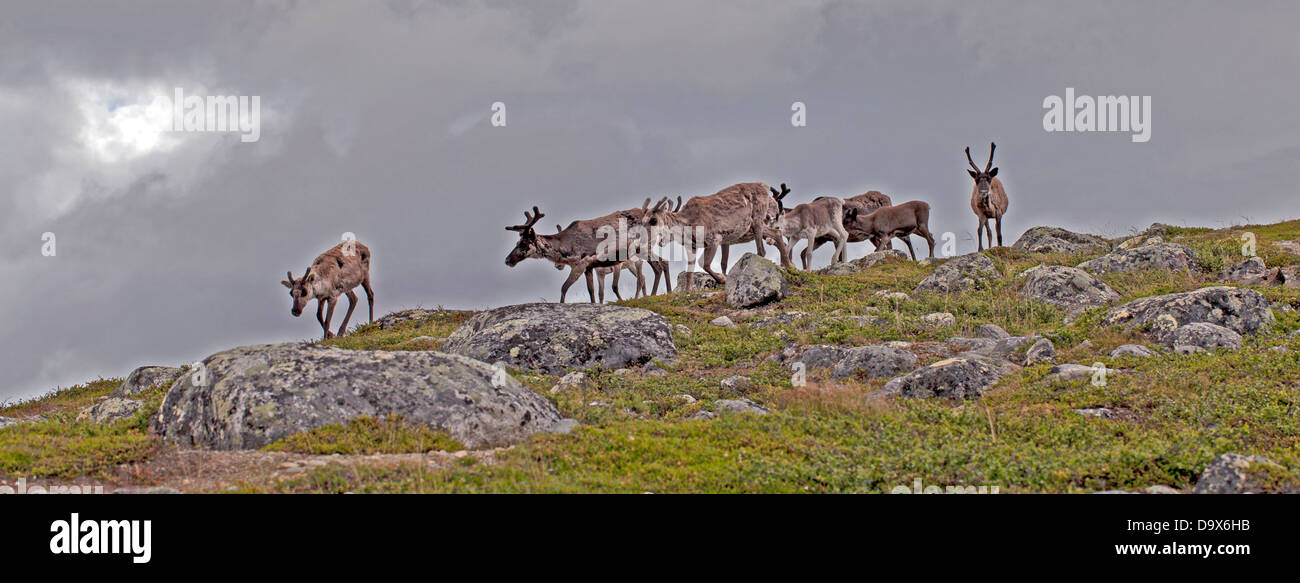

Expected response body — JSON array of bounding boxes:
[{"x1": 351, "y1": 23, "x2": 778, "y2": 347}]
[
  {"x1": 810, "y1": 190, "x2": 893, "y2": 254},
  {"x1": 966, "y1": 142, "x2": 1009, "y2": 250},
  {"x1": 771, "y1": 195, "x2": 850, "y2": 269},
  {"x1": 281, "y1": 240, "x2": 375, "y2": 340},
  {"x1": 642, "y1": 182, "x2": 791, "y2": 290},
  {"x1": 847, "y1": 201, "x2": 936, "y2": 260}
]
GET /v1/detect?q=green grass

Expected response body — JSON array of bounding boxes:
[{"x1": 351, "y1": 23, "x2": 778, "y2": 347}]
[{"x1": 263, "y1": 415, "x2": 463, "y2": 455}]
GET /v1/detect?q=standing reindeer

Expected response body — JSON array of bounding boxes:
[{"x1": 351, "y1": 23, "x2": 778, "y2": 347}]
[
  {"x1": 846, "y1": 200, "x2": 936, "y2": 260},
  {"x1": 281, "y1": 240, "x2": 375, "y2": 340},
  {"x1": 771, "y1": 195, "x2": 850, "y2": 269},
  {"x1": 966, "y1": 142, "x2": 1009, "y2": 250},
  {"x1": 641, "y1": 182, "x2": 791, "y2": 290},
  {"x1": 809, "y1": 190, "x2": 892, "y2": 255}
]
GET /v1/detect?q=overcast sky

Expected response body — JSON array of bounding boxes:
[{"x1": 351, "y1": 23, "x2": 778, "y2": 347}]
[{"x1": 2, "y1": 0, "x2": 1298, "y2": 403}]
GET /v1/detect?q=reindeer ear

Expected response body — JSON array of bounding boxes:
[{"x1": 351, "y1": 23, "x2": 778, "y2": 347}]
[
  {"x1": 988, "y1": 167, "x2": 998, "y2": 177},
  {"x1": 968, "y1": 170, "x2": 978, "y2": 180}
]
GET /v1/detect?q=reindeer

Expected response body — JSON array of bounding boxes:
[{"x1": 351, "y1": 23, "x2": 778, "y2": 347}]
[
  {"x1": 281, "y1": 240, "x2": 375, "y2": 340},
  {"x1": 558, "y1": 223, "x2": 653, "y2": 302},
  {"x1": 641, "y1": 183, "x2": 791, "y2": 290},
  {"x1": 966, "y1": 142, "x2": 1009, "y2": 250},
  {"x1": 505, "y1": 204, "x2": 667, "y2": 302},
  {"x1": 770, "y1": 195, "x2": 850, "y2": 269},
  {"x1": 809, "y1": 190, "x2": 892, "y2": 254},
  {"x1": 846, "y1": 200, "x2": 936, "y2": 260}
]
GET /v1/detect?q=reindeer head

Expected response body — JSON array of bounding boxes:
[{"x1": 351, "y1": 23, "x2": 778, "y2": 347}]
[
  {"x1": 965, "y1": 142, "x2": 999, "y2": 204},
  {"x1": 280, "y1": 269, "x2": 315, "y2": 317},
  {"x1": 504, "y1": 206, "x2": 546, "y2": 267},
  {"x1": 640, "y1": 196, "x2": 677, "y2": 229}
]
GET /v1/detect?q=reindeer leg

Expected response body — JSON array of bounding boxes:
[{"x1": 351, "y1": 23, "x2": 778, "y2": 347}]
[
  {"x1": 322, "y1": 297, "x2": 337, "y2": 340},
  {"x1": 338, "y1": 290, "x2": 358, "y2": 336},
  {"x1": 918, "y1": 226, "x2": 936, "y2": 258},
  {"x1": 834, "y1": 228, "x2": 848, "y2": 264},
  {"x1": 362, "y1": 276, "x2": 375, "y2": 323},
  {"x1": 585, "y1": 267, "x2": 597, "y2": 303},
  {"x1": 720, "y1": 245, "x2": 729, "y2": 275},
  {"x1": 560, "y1": 264, "x2": 584, "y2": 303},
  {"x1": 902, "y1": 235, "x2": 917, "y2": 261},
  {"x1": 598, "y1": 271, "x2": 607, "y2": 303},
  {"x1": 611, "y1": 269, "x2": 623, "y2": 302},
  {"x1": 800, "y1": 238, "x2": 812, "y2": 270},
  {"x1": 657, "y1": 259, "x2": 672, "y2": 294},
  {"x1": 976, "y1": 218, "x2": 987, "y2": 251},
  {"x1": 315, "y1": 299, "x2": 327, "y2": 338},
  {"x1": 995, "y1": 216, "x2": 1004, "y2": 247},
  {"x1": 699, "y1": 241, "x2": 724, "y2": 285},
  {"x1": 635, "y1": 262, "x2": 647, "y2": 298}
]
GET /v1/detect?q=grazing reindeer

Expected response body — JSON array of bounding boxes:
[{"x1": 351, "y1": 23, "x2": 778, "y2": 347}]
[
  {"x1": 771, "y1": 195, "x2": 850, "y2": 269},
  {"x1": 846, "y1": 200, "x2": 936, "y2": 260},
  {"x1": 506, "y1": 205, "x2": 665, "y2": 302},
  {"x1": 810, "y1": 190, "x2": 893, "y2": 254},
  {"x1": 966, "y1": 142, "x2": 1009, "y2": 250},
  {"x1": 563, "y1": 223, "x2": 652, "y2": 302},
  {"x1": 642, "y1": 183, "x2": 791, "y2": 290},
  {"x1": 281, "y1": 240, "x2": 375, "y2": 340}
]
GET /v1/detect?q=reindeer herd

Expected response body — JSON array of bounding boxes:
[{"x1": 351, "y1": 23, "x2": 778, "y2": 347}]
[{"x1": 282, "y1": 143, "x2": 1011, "y2": 339}]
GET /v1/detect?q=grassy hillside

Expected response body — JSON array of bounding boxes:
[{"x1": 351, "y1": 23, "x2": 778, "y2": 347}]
[{"x1": 4, "y1": 220, "x2": 1300, "y2": 493}]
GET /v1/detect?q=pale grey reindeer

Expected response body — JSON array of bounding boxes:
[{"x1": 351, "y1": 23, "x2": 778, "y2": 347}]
[
  {"x1": 809, "y1": 190, "x2": 893, "y2": 254},
  {"x1": 641, "y1": 183, "x2": 791, "y2": 291},
  {"x1": 966, "y1": 142, "x2": 1010, "y2": 250},
  {"x1": 769, "y1": 192, "x2": 850, "y2": 270},
  {"x1": 281, "y1": 240, "x2": 375, "y2": 340},
  {"x1": 846, "y1": 200, "x2": 936, "y2": 260},
  {"x1": 555, "y1": 223, "x2": 653, "y2": 302}
]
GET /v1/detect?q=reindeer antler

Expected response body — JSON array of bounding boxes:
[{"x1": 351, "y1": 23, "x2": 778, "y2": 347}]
[
  {"x1": 286, "y1": 271, "x2": 295, "y2": 283},
  {"x1": 985, "y1": 142, "x2": 996, "y2": 172},
  {"x1": 965, "y1": 147, "x2": 981, "y2": 172},
  {"x1": 674, "y1": 195, "x2": 683, "y2": 212},
  {"x1": 505, "y1": 206, "x2": 545, "y2": 232},
  {"x1": 651, "y1": 196, "x2": 671, "y2": 212}
]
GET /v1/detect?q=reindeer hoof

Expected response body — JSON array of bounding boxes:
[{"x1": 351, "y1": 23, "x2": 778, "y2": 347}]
[{"x1": 323, "y1": 332, "x2": 335, "y2": 340}]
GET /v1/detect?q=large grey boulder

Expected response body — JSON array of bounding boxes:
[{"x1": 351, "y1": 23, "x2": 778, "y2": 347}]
[
  {"x1": 792, "y1": 345, "x2": 849, "y2": 369},
  {"x1": 1018, "y1": 264, "x2": 1119, "y2": 312},
  {"x1": 443, "y1": 302, "x2": 676, "y2": 373},
  {"x1": 1012, "y1": 226, "x2": 1109, "y2": 254},
  {"x1": 914, "y1": 252, "x2": 1000, "y2": 294},
  {"x1": 155, "y1": 343, "x2": 564, "y2": 450},
  {"x1": 77, "y1": 397, "x2": 142, "y2": 424},
  {"x1": 112, "y1": 366, "x2": 185, "y2": 397},
  {"x1": 1219, "y1": 257, "x2": 1270, "y2": 285},
  {"x1": 725, "y1": 253, "x2": 788, "y2": 308},
  {"x1": 883, "y1": 357, "x2": 1010, "y2": 399},
  {"x1": 1193, "y1": 453, "x2": 1280, "y2": 494},
  {"x1": 1077, "y1": 237, "x2": 1198, "y2": 274},
  {"x1": 1167, "y1": 322, "x2": 1243, "y2": 352},
  {"x1": 1104, "y1": 286, "x2": 1273, "y2": 336},
  {"x1": 831, "y1": 345, "x2": 918, "y2": 380}
]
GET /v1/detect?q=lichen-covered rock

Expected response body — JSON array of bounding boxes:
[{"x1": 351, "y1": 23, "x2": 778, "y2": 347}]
[
  {"x1": 715, "y1": 398, "x2": 770, "y2": 415},
  {"x1": 1167, "y1": 322, "x2": 1243, "y2": 352},
  {"x1": 1110, "y1": 344, "x2": 1154, "y2": 358},
  {"x1": 720, "y1": 375, "x2": 753, "y2": 394},
  {"x1": 885, "y1": 357, "x2": 1010, "y2": 399},
  {"x1": 77, "y1": 397, "x2": 142, "y2": 424},
  {"x1": 1012, "y1": 226, "x2": 1109, "y2": 254},
  {"x1": 443, "y1": 302, "x2": 676, "y2": 373},
  {"x1": 793, "y1": 345, "x2": 849, "y2": 369},
  {"x1": 749, "y1": 311, "x2": 812, "y2": 329},
  {"x1": 1018, "y1": 264, "x2": 1119, "y2": 312},
  {"x1": 816, "y1": 249, "x2": 908, "y2": 275},
  {"x1": 155, "y1": 343, "x2": 563, "y2": 450},
  {"x1": 725, "y1": 253, "x2": 788, "y2": 308},
  {"x1": 1043, "y1": 363, "x2": 1118, "y2": 383},
  {"x1": 919, "y1": 312, "x2": 956, "y2": 328},
  {"x1": 914, "y1": 253, "x2": 1000, "y2": 294},
  {"x1": 677, "y1": 271, "x2": 719, "y2": 291},
  {"x1": 1077, "y1": 237, "x2": 1198, "y2": 274},
  {"x1": 375, "y1": 308, "x2": 444, "y2": 330},
  {"x1": 1104, "y1": 286, "x2": 1273, "y2": 336},
  {"x1": 709, "y1": 315, "x2": 737, "y2": 328},
  {"x1": 1024, "y1": 337, "x2": 1056, "y2": 365},
  {"x1": 1219, "y1": 257, "x2": 1270, "y2": 285},
  {"x1": 831, "y1": 345, "x2": 918, "y2": 380},
  {"x1": 112, "y1": 366, "x2": 185, "y2": 397},
  {"x1": 1193, "y1": 453, "x2": 1280, "y2": 494},
  {"x1": 975, "y1": 324, "x2": 1011, "y2": 340}
]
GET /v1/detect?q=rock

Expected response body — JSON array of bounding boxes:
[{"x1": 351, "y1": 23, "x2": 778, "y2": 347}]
[
  {"x1": 919, "y1": 312, "x2": 956, "y2": 328},
  {"x1": 830, "y1": 345, "x2": 919, "y2": 380},
  {"x1": 1193, "y1": 453, "x2": 1280, "y2": 494},
  {"x1": 76, "y1": 397, "x2": 142, "y2": 424},
  {"x1": 1077, "y1": 238, "x2": 1197, "y2": 274},
  {"x1": 749, "y1": 311, "x2": 811, "y2": 329},
  {"x1": 947, "y1": 337, "x2": 996, "y2": 352},
  {"x1": 975, "y1": 324, "x2": 1011, "y2": 340},
  {"x1": 0, "y1": 416, "x2": 20, "y2": 429},
  {"x1": 155, "y1": 343, "x2": 564, "y2": 450},
  {"x1": 720, "y1": 375, "x2": 752, "y2": 394},
  {"x1": 1018, "y1": 264, "x2": 1119, "y2": 312},
  {"x1": 677, "y1": 271, "x2": 720, "y2": 291},
  {"x1": 725, "y1": 253, "x2": 789, "y2": 308},
  {"x1": 673, "y1": 324, "x2": 692, "y2": 338},
  {"x1": 674, "y1": 394, "x2": 697, "y2": 404},
  {"x1": 793, "y1": 345, "x2": 849, "y2": 369},
  {"x1": 375, "y1": 308, "x2": 442, "y2": 330},
  {"x1": 550, "y1": 371, "x2": 594, "y2": 394},
  {"x1": 443, "y1": 302, "x2": 677, "y2": 373},
  {"x1": 112, "y1": 366, "x2": 185, "y2": 397},
  {"x1": 1143, "y1": 485, "x2": 1180, "y2": 495},
  {"x1": 1220, "y1": 257, "x2": 1270, "y2": 285},
  {"x1": 1110, "y1": 344, "x2": 1154, "y2": 358},
  {"x1": 1012, "y1": 226, "x2": 1109, "y2": 254},
  {"x1": 816, "y1": 249, "x2": 909, "y2": 275},
  {"x1": 1024, "y1": 338, "x2": 1056, "y2": 365},
  {"x1": 710, "y1": 315, "x2": 737, "y2": 328},
  {"x1": 549, "y1": 418, "x2": 581, "y2": 435},
  {"x1": 914, "y1": 252, "x2": 1000, "y2": 294},
  {"x1": 889, "y1": 357, "x2": 1009, "y2": 399},
  {"x1": 876, "y1": 291, "x2": 910, "y2": 303},
  {"x1": 1044, "y1": 363, "x2": 1117, "y2": 383},
  {"x1": 1074, "y1": 407, "x2": 1118, "y2": 419},
  {"x1": 1077, "y1": 340, "x2": 1095, "y2": 350},
  {"x1": 962, "y1": 335, "x2": 1041, "y2": 365},
  {"x1": 1167, "y1": 322, "x2": 1243, "y2": 352},
  {"x1": 715, "y1": 398, "x2": 770, "y2": 415},
  {"x1": 1105, "y1": 286, "x2": 1274, "y2": 337},
  {"x1": 686, "y1": 410, "x2": 715, "y2": 420},
  {"x1": 1273, "y1": 240, "x2": 1300, "y2": 255}
]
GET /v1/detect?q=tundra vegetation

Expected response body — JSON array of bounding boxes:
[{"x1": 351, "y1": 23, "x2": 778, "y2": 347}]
[{"x1": 4, "y1": 221, "x2": 1300, "y2": 493}]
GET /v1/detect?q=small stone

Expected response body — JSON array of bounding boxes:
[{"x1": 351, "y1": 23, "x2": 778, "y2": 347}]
[
  {"x1": 1110, "y1": 344, "x2": 1154, "y2": 358},
  {"x1": 714, "y1": 398, "x2": 770, "y2": 415},
  {"x1": 710, "y1": 315, "x2": 737, "y2": 328},
  {"x1": 919, "y1": 312, "x2": 957, "y2": 328},
  {"x1": 719, "y1": 375, "x2": 752, "y2": 394}
]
